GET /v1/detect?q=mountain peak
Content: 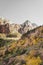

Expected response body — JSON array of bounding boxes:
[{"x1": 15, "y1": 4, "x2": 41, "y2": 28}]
[{"x1": 24, "y1": 20, "x2": 31, "y2": 23}]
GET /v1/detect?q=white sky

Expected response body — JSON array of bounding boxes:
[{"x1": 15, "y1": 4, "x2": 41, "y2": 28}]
[{"x1": 0, "y1": 0, "x2": 43, "y2": 25}]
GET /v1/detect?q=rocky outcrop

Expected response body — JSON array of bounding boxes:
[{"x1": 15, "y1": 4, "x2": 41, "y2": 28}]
[
  {"x1": 0, "y1": 18, "x2": 10, "y2": 34},
  {"x1": 0, "y1": 18, "x2": 37, "y2": 35},
  {"x1": 18, "y1": 20, "x2": 37, "y2": 34}
]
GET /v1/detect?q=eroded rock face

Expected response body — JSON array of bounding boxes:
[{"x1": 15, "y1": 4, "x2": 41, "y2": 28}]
[
  {"x1": 0, "y1": 18, "x2": 37, "y2": 35},
  {"x1": 9, "y1": 24, "x2": 21, "y2": 34},
  {"x1": 18, "y1": 20, "x2": 37, "y2": 34},
  {"x1": 0, "y1": 18, "x2": 10, "y2": 34},
  {"x1": 0, "y1": 24, "x2": 10, "y2": 34}
]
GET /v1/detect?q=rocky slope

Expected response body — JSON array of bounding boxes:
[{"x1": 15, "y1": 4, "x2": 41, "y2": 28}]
[
  {"x1": 0, "y1": 25, "x2": 43, "y2": 65},
  {"x1": 0, "y1": 18, "x2": 21, "y2": 40},
  {"x1": 0, "y1": 18, "x2": 38, "y2": 40},
  {"x1": 18, "y1": 20, "x2": 37, "y2": 34},
  {"x1": 0, "y1": 18, "x2": 37, "y2": 35}
]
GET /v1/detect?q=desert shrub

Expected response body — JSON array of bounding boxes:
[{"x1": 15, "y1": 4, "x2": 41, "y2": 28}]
[{"x1": 25, "y1": 56, "x2": 42, "y2": 65}]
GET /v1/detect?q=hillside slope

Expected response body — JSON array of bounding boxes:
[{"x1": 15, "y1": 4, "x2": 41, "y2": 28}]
[{"x1": 0, "y1": 25, "x2": 43, "y2": 65}]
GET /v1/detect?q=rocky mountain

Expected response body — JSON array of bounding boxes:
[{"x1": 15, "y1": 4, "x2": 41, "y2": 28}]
[
  {"x1": 22, "y1": 25, "x2": 43, "y2": 39},
  {"x1": 0, "y1": 18, "x2": 38, "y2": 40},
  {"x1": 18, "y1": 20, "x2": 37, "y2": 34},
  {"x1": 0, "y1": 18, "x2": 21, "y2": 39},
  {"x1": 0, "y1": 18, "x2": 37, "y2": 35}
]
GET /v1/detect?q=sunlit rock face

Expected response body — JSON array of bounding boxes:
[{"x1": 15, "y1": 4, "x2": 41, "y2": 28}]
[
  {"x1": 0, "y1": 18, "x2": 20, "y2": 34},
  {"x1": 0, "y1": 17, "x2": 9, "y2": 25},
  {"x1": 0, "y1": 18, "x2": 37, "y2": 36},
  {"x1": 18, "y1": 20, "x2": 37, "y2": 34},
  {"x1": 9, "y1": 23, "x2": 21, "y2": 34}
]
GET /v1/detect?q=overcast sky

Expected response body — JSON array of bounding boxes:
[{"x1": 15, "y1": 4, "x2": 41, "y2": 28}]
[{"x1": 0, "y1": 0, "x2": 43, "y2": 25}]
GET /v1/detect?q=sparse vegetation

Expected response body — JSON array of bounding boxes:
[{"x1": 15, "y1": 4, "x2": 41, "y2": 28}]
[{"x1": 0, "y1": 25, "x2": 43, "y2": 65}]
